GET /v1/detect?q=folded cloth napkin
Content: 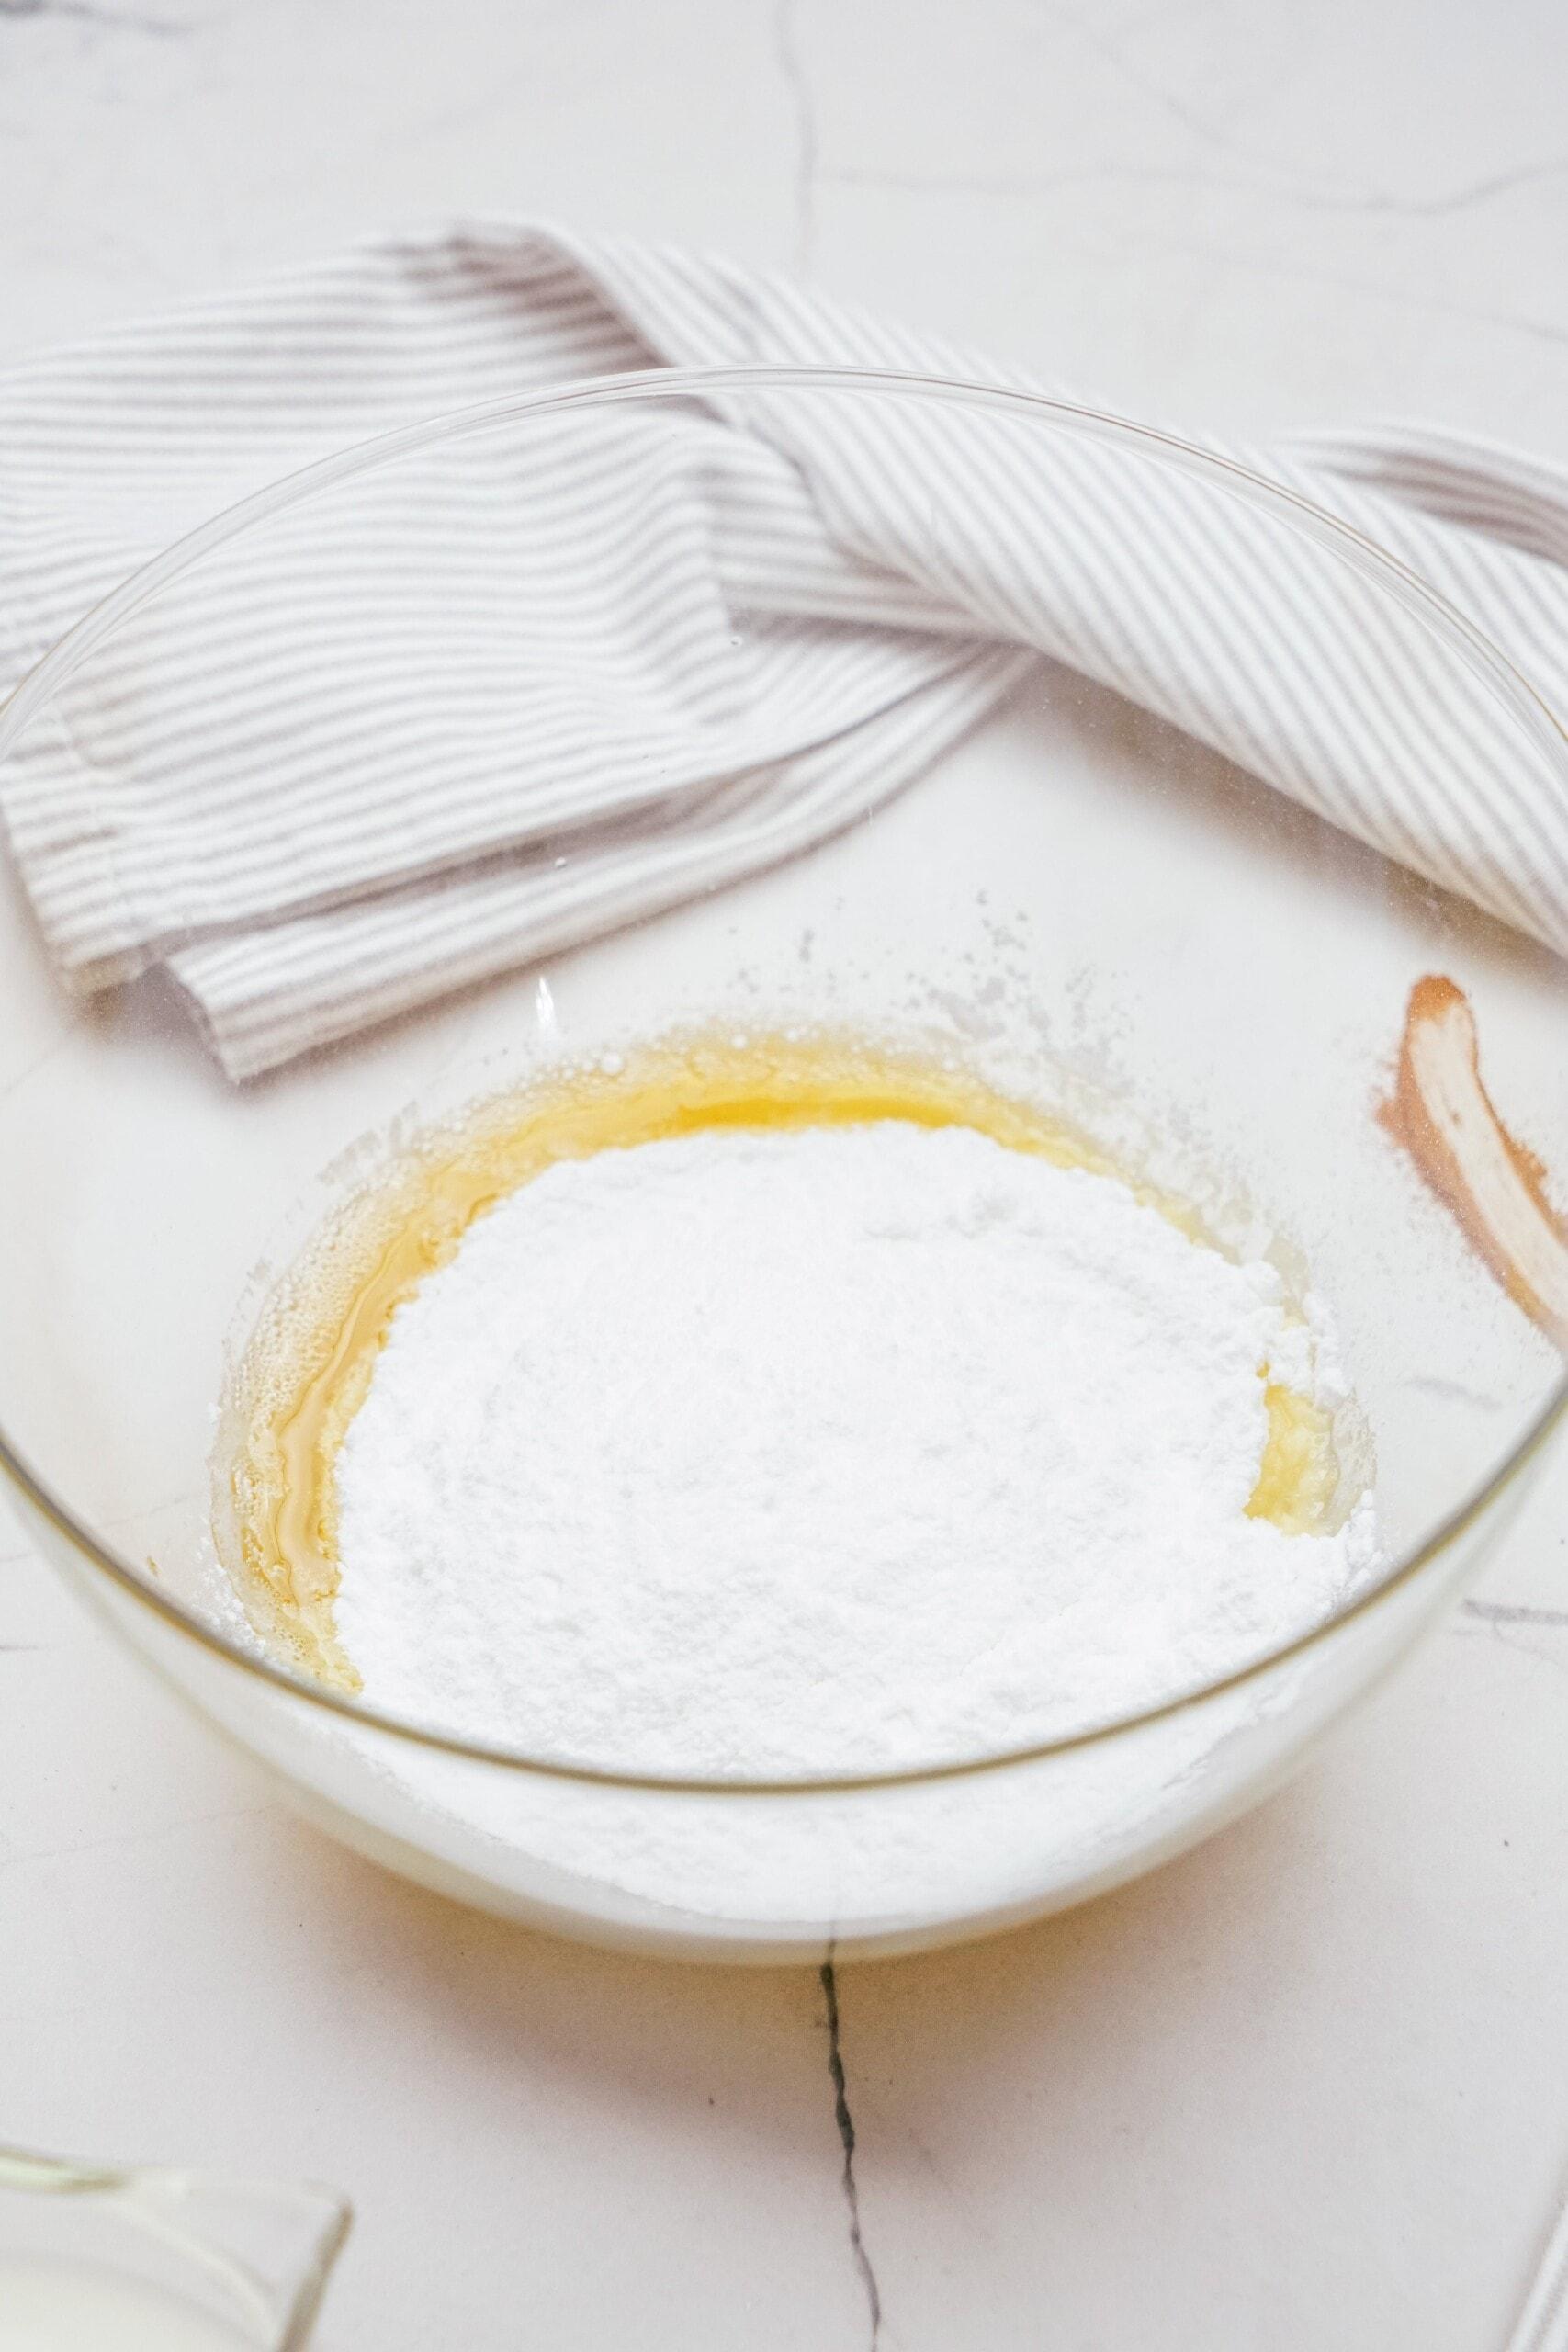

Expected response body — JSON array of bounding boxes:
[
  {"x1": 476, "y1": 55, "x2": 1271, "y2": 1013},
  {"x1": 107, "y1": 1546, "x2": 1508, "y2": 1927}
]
[{"x1": 0, "y1": 220, "x2": 1565, "y2": 1079}]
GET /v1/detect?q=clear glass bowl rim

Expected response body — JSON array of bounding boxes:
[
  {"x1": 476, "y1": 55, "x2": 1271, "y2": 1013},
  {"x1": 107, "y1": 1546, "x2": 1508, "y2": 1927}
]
[{"x1": 1, "y1": 360, "x2": 1564, "y2": 1795}]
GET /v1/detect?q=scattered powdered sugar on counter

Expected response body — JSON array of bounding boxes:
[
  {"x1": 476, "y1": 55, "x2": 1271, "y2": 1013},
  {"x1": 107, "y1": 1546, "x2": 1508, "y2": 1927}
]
[{"x1": 333, "y1": 1121, "x2": 1380, "y2": 1776}]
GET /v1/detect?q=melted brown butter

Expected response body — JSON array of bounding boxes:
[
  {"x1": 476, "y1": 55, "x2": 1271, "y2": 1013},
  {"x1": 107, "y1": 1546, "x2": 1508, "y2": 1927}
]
[{"x1": 219, "y1": 1033, "x2": 1343, "y2": 1689}]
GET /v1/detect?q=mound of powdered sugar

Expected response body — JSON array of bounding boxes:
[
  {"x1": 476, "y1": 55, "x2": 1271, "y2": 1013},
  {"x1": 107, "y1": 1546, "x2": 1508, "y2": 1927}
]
[{"x1": 332, "y1": 1121, "x2": 1378, "y2": 1773}]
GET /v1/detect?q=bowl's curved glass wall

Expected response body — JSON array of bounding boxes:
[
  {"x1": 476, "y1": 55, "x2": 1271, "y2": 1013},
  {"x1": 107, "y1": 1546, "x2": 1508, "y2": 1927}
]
[{"x1": 1, "y1": 374, "x2": 1563, "y2": 1959}]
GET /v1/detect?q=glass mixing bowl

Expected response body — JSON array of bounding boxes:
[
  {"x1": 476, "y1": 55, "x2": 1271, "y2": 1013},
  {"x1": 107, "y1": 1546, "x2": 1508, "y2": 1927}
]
[{"x1": 0, "y1": 370, "x2": 1564, "y2": 1962}]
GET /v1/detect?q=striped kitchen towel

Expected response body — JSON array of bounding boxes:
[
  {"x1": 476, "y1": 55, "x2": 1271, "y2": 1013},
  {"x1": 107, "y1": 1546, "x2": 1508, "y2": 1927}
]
[{"x1": 0, "y1": 221, "x2": 1564, "y2": 1080}]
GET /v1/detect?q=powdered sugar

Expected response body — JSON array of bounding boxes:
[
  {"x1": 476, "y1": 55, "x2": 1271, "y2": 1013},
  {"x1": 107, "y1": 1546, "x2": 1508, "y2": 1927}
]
[{"x1": 333, "y1": 1121, "x2": 1378, "y2": 1774}]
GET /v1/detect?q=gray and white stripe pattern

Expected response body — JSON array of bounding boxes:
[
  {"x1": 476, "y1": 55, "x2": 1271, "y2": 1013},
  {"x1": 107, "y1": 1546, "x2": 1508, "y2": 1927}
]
[{"x1": 0, "y1": 221, "x2": 1564, "y2": 1079}]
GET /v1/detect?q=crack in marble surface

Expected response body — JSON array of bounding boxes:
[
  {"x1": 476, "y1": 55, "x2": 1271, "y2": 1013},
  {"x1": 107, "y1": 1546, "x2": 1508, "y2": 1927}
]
[
  {"x1": 820, "y1": 1954, "x2": 883, "y2": 2349},
  {"x1": 1452, "y1": 1611, "x2": 1568, "y2": 1682},
  {"x1": 1460, "y1": 1599, "x2": 1568, "y2": 1631},
  {"x1": 1066, "y1": 226, "x2": 1568, "y2": 350},
  {"x1": 1027, "y1": 0, "x2": 1261, "y2": 166},
  {"x1": 771, "y1": 0, "x2": 819, "y2": 275},
  {"x1": 817, "y1": 175, "x2": 1568, "y2": 352},
  {"x1": 0, "y1": 0, "x2": 186, "y2": 31},
  {"x1": 833, "y1": 156, "x2": 1568, "y2": 219},
  {"x1": 2, "y1": 1797, "x2": 279, "y2": 1874},
  {"x1": 0, "y1": 1028, "x2": 76, "y2": 1104},
  {"x1": 0, "y1": 8, "x2": 1562, "y2": 2342},
  {"x1": 1018, "y1": 0, "x2": 1568, "y2": 226}
]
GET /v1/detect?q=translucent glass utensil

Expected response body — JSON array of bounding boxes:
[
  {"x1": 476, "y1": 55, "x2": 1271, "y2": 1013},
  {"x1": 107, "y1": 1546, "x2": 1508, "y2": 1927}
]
[{"x1": 0, "y1": 2145, "x2": 350, "y2": 2350}]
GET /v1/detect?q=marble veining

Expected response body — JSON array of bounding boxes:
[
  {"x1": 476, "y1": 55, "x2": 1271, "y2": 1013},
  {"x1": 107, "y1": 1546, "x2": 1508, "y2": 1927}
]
[{"x1": 1, "y1": 5, "x2": 1567, "y2": 2345}]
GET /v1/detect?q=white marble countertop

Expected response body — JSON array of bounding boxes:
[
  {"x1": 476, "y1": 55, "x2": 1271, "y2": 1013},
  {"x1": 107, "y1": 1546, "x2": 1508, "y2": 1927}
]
[{"x1": 3, "y1": 3, "x2": 1568, "y2": 2345}]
